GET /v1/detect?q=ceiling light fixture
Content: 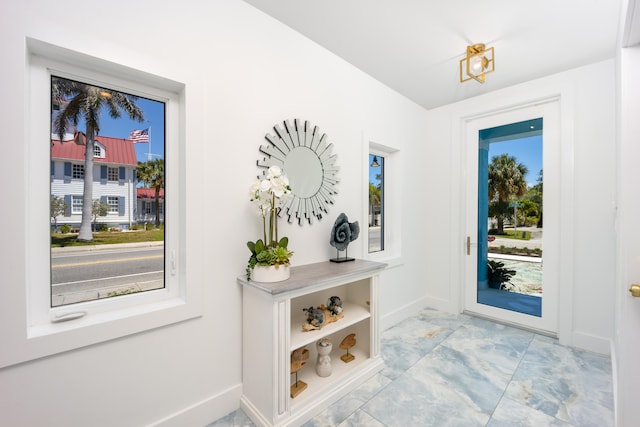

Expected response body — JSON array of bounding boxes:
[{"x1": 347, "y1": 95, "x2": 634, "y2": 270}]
[{"x1": 459, "y1": 43, "x2": 495, "y2": 84}]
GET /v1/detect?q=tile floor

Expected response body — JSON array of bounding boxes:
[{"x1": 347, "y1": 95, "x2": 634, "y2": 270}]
[{"x1": 209, "y1": 309, "x2": 614, "y2": 427}]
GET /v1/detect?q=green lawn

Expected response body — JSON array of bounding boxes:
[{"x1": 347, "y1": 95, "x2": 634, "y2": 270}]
[
  {"x1": 51, "y1": 229, "x2": 164, "y2": 248},
  {"x1": 489, "y1": 229, "x2": 531, "y2": 240}
]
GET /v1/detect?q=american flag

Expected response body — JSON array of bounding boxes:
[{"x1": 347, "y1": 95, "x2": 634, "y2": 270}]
[{"x1": 128, "y1": 128, "x2": 149, "y2": 143}]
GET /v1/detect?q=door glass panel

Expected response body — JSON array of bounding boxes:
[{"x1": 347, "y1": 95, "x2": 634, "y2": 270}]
[{"x1": 477, "y1": 118, "x2": 543, "y2": 317}]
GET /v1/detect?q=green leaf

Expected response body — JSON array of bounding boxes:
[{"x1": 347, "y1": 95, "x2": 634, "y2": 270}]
[{"x1": 278, "y1": 236, "x2": 288, "y2": 249}]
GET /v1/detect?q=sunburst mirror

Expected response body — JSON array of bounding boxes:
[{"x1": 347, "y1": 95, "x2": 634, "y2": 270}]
[{"x1": 257, "y1": 119, "x2": 339, "y2": 224}]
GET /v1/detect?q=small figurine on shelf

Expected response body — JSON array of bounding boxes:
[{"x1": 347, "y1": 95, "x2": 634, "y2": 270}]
[
  {"x1": 302, "y1": 306, "x2": 325, "y2": 330},
  {"x1": 290, "y1": 346, "x2": 309, "y2": 398},
  {"x1": 339, "y1": 333, "x2": 356, "y2": 363},
  {"x1": 327, "y1": 296, "x2": 343, "y2": 315},
  {"x1": 302, "y1": 301, "x2": 345, "y2": 332},
  {"x1": 315, "y1": 338, "x2": 333, "y2": 377}
]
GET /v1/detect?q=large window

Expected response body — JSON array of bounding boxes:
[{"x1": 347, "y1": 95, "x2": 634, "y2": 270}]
[
  {"x1": 50, "y1": 75, "x2": 166, "y2": 308},
  {"x1": 3, "y1": 39, "x2": 200, "y2": 369}
]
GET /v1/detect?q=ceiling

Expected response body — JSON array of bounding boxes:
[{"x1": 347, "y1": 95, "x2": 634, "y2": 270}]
[{"x1": 242, "y1": 0, "x2": 624, "y2": 110}]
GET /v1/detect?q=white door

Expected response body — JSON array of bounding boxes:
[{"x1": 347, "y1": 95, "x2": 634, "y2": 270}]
[
  {"x1": 463, "y1": 100, "x2": 560, "y2": 334},
  {"x1": 616, "y1": 44, "x2": 640, "y2": 427}
]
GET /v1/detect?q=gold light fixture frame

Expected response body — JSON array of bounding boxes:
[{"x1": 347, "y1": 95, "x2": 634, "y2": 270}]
[{"x1": 459, "y1": 43, "x2": 495, "y2": 84}]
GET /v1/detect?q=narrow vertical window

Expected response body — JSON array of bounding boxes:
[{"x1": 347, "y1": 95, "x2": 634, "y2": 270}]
[{"x1": 368, "y1": 154, "x2": 384, "y2": 253}]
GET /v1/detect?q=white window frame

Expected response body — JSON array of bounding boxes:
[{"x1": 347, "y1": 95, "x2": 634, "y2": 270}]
[
  {"x1": 106, "y1": 196, "x2": 119, "y2": 213},
  {"x1": 363, "y1": 141, "x2": 401, "y2": 262},
  {"x1": 4, "y1": 38, "x2": 199, "y2": 369},
  {"x1": 71, "y1": 195, "x2": 83, "y2": 214}
]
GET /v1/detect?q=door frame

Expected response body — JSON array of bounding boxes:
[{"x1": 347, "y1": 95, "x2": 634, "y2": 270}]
[{"x1": 460, "y1": 98, "x2": 562, "y2": 335}]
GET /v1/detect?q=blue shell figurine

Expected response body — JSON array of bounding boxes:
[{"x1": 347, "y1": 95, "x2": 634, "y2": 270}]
[{"x1": 329, "y1": 213, "x2": 359, "y2": 262}]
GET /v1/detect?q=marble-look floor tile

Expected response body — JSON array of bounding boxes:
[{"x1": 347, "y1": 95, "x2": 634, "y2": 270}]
[
  {"x1": 487, "y1": 396, "x2": 575, "y2": 427},
  {"x1": 505, "y1": 335, "x2": 613, "y2": 427},
  {"x1": 362, "y1": 341, "x2": 515, "y2": 426},
  {"x1": 337, "y1": 409, "x2": 386, "y2": 427},
  {"x1": 206, "y1": 408, "x2": 256, "y2": 427},
  {"x1": 301, "y1": 373, "x2": 391, "y2": 427},
  {"x1": 380, "y1": 314, "x2": 457, "y2": 379},
  {"x1": 410, "y1": 344, "x2": 514, "y2": 413},
  {"x1": 440, "y1": 319, "x2": 534, "y2": 375},
  {"x1": 362, "y1": 369, "x2": 490, "y2": 427}
]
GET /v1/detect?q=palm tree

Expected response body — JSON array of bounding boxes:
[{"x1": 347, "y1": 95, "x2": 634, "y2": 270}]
[
  {"x1": 369, "y1": 183, "x2": 381, "y2": 226},
  {"x1": 488, "y1": 154, "x2": 529, "y2": 234},
  {"x1": 52, "y1": 77, "x2": 144, "y2": 242},
  {"x1": 136, "y1": 158, "x2": 165, "y2": 227}
]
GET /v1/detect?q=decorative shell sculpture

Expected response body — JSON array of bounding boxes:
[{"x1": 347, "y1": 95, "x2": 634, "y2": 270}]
[{"x1": 329, "y1": 213, "x2": 359, "y2": 262}]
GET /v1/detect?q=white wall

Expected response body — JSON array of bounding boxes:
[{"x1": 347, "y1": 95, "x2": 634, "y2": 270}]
[
  {"x1": 0, "y1": 1, "x2": 428, "y2": 426},
  {"x1": 424, "y1": 60, "x2": 617, "y2": 353}
]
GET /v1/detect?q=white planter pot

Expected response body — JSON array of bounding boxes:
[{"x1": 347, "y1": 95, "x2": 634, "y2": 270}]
[{"x1": 251, "y1": 265, "x2": 290, "y2": 282}]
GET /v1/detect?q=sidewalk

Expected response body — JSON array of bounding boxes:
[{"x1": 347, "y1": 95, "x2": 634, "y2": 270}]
[{"x1": 51, "y1": 240, "x2": 164, "y2": 253}]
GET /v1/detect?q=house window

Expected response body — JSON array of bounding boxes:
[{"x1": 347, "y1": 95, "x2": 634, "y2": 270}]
[
  {"x1": 13, "y1": 39, "x2": 199, "y2": 369},
  {"x1": 71, "y1": 195, "x2": 83, "y2": 214},
  {"x1": 107, "y1": 196, "x2": 119, "y2": 213},
  {"x1": 107, "y1": 167, "x2": 118, "y2": 181},
  {"x1": 72, "y1": 163, "x2": 84, "y2": 179},
  {"x1": 145, "y1": 201, "x2": 152, "y2": 214},
  {"x1": 51, "y1": 75, "x2": 165, "y2": 309},
  {"x1": 94, "y1": 145, "x2": 102, "y2": 157},
  {"x1": 366, "y1": 142, "x2": 400, "y2": 260},
  {"x1": 369, "y1": 154, "x2": 384, "y2": 252}
]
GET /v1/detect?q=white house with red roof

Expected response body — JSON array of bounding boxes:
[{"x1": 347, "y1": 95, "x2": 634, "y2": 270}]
[
  {"x1": 136, "y1": 187, "x2": 165, "y2": 225},
  {"x1": 51, "y1": 134, "x2": 138, "y2": 230}
]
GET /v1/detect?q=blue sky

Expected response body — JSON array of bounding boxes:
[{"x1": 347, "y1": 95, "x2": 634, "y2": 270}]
[
  {"x1": 63, "y1": 94, "x2": 165, "y2": 163},
  {"x1": 369, "y1": 154, "x2": 382, "y2": 187},
  {"x1": 94, "y1": 97, "x2": 165, "y2": 163},
  {"x1": 488, "y1": 135, "x2": 542, "y2": 187},
  {"x1": 368, "y1": 135, "x2": 542, "y2": 188}
]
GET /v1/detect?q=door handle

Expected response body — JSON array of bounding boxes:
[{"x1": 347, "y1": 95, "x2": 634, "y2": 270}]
[
  {"x1": 630, "y1": 284, "x2": 640, "y2": 297},
  {"x1": 466, "y1": 236, "x2": 470, "y2": 255}
]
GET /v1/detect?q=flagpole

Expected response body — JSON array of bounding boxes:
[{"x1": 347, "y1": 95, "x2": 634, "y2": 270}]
[{"x1": 147, "y1": 126, "x2": 152, "y2": 161}]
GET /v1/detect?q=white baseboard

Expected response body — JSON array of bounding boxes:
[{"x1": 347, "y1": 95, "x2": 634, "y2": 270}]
[
  {"x1": 149, "y1": 383, "x2": 242, "y2": 427},
  {"x1": 381, "y1": 296, "x2": 436, "y2": 331},
  {"x1": 569, "y1": 331, "x2": 612, "y2": 356}
]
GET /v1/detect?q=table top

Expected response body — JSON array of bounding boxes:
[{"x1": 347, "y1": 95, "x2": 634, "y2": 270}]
[{"x1": 238, "y1": 259, "x2": 387, "y2": 296}]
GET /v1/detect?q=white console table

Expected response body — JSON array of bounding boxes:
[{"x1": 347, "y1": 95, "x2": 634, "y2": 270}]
[{"x1": 238, "y1": 259, "x2": 387, "y2": 427}]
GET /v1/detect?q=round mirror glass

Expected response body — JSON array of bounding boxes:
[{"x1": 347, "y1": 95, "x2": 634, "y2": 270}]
[{"x1": 284, "y1": 147, "x2": 323, "y2": 198}]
